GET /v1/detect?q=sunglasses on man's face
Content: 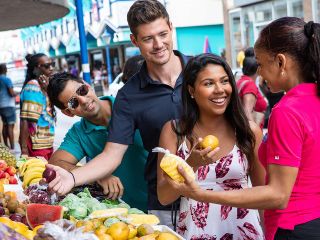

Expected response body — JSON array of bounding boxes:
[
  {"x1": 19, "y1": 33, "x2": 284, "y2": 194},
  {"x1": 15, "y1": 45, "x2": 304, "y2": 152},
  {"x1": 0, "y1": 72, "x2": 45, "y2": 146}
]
[
  {"x1": 66, "y1": 84, "x2": 90, "y2": 110},
  {"x1": 40, "y1": 62, "x2": 55, "y2": 69}
]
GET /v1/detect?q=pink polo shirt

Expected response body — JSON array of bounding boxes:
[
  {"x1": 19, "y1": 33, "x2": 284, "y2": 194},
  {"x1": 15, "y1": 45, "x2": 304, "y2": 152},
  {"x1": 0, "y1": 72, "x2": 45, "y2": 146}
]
[{"x1": 258, "y1": 83, "x2": 320, "y2": 240}]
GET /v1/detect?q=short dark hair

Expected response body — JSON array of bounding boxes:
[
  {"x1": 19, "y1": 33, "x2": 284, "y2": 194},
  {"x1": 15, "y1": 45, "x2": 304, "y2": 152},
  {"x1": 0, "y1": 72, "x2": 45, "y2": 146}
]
[
  {"x1": 47, "y1": 72, "x2": 83, "y2": 109},
  {"x1": 255, "y1": 17, "x2": 320, "y2": 96},
  {"x1": 242, "y1": 57, "x2": 258, "y2": 76},
  {"x1": 244, "y1": 47, "x2": 255, "y2": 58},
  {"x1": 122, "y1": 55, "x2": 144, "y2": 83},
  {"x1": 127, "y1": 0, "x2": 170, "y2": 36},
  {"x1": 0, "y1": 64, "x2": 6, "y2": 74}
]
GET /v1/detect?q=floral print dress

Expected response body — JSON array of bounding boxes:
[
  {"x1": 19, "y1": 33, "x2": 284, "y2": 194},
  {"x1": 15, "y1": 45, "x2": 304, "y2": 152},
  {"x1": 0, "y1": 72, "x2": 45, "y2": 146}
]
[{"x1": 176, "y1": 140, "x2": 264, "y2": 240}]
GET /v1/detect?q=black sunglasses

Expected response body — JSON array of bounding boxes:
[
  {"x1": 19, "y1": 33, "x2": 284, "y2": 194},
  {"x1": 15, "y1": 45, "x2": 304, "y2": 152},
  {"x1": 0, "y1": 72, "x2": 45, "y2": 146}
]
[
  {"x1": 40, "y1": 62, "x2": 55, "y2": 69},
  {"x1": 67, "y1": 84, "x2": 90, "y2": 110}
]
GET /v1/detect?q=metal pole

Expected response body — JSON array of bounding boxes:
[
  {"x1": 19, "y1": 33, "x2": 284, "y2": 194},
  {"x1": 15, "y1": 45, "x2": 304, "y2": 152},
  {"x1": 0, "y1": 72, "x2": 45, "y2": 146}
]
[
  {"x1": 75, "y1": 0, "x2": 91, "y2": 84},
  {"x1": 105, "y1": 45, "x2": 113, "y2": 84}
]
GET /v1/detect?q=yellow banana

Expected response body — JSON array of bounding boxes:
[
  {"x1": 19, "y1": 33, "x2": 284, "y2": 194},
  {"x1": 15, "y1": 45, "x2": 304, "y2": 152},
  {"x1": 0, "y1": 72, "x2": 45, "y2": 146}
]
[
  {"x1": 23, "y1": 167, "x2": 45, "y2": 178},
  {"x1": 24, "y1": 158, "x2": 45, "y2": 167},
  {"x1": 28, "y1": 177, "x2": 42, "y2": 185},
  {"x1": 23, "y1": 171, "x2": 43, "y2": 187},
  {"x1": 20, "y1": 164, "x2": 45, "y2": 177},
  {"x1": 19, "y1": 162, "x2": 28, "y2": 176}
]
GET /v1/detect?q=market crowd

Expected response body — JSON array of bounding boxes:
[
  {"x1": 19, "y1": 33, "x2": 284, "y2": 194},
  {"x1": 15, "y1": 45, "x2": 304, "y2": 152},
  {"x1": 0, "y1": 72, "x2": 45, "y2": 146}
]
[{"x1": 6, "y1": 0, "x2": 319, "y2": 239}]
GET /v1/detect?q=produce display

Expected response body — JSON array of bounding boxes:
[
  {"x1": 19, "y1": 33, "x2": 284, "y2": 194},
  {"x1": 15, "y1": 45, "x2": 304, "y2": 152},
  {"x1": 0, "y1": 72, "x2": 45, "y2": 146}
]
[{"x1": 0, "y1": 154, "x2": 185, "y2": 240}]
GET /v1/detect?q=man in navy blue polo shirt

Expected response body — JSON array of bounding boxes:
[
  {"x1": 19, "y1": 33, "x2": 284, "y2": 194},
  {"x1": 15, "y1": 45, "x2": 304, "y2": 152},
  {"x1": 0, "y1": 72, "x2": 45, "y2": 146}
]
[{"x1": 48, "y1": 0, "x2": 188, "y2": 228}]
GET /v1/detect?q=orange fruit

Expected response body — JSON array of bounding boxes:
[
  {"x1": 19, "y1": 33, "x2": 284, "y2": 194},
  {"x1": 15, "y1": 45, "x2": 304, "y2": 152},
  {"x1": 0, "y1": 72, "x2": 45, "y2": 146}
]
[
  {"x1": 200, "y1": 135, "x2": 219, "y2": 150},
  {"x1": 0, "y1": 178, "x2": 9, "y2": 185},
  {"x1": 4, "y1": 191, "x2": 17, "y2": 200},
  {"x1": 107, "y1": 222, "x2": 129, "y2": 240}
]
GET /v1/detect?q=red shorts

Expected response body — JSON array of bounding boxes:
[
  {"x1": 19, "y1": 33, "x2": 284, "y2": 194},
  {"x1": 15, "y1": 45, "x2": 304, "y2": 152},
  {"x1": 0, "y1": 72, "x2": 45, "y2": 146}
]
[{"x1": 27, "y1": 138, "x2": 53, "y2": 160}]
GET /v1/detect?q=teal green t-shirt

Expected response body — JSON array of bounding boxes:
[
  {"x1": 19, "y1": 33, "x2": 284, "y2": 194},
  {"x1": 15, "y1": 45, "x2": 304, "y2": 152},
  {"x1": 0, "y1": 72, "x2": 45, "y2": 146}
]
[{"x1": 58, "y1": 96, "x2": 148, "y2": 211}]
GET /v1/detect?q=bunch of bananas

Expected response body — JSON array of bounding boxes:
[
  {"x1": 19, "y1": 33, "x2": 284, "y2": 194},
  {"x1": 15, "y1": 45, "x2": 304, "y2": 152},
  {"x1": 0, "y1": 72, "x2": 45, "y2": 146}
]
[{"x1": 19, "y1": 158, "x2": 47, "y2": 188}]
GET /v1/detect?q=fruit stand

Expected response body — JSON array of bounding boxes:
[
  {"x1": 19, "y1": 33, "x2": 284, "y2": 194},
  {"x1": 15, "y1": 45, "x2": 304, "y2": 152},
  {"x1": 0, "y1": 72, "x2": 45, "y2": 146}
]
[{"x1": 0, "y1": 143, "x2": 184, "y2": 240}]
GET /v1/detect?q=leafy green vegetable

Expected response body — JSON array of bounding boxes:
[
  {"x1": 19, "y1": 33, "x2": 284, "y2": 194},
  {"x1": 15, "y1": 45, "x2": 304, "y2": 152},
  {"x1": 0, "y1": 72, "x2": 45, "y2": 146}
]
[{"x1": 59, "y1": 193, "x2": 88, "y2": 219}]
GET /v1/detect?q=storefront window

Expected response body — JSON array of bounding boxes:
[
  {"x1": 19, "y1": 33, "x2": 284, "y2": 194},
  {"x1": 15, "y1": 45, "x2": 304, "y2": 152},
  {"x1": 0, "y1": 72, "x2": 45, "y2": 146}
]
[
  {"x1": 274, "y1": 0, "x2": 287, "y2": 18},
  {"x1": 290, "y1": 0, "x2": 304, "y2": 18},
  {"x1": 229, "y1": 11, "x2": 243, "y2": 68},
  {"x1": 243, "y1": 9, "x2": 255, "y2": 47},
  {"x1": 255, "y1": 3, "x2": 272, "y2": 23}
]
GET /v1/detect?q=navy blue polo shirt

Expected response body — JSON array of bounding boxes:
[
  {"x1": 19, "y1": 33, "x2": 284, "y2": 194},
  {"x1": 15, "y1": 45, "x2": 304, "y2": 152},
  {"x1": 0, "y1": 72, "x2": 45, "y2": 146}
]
[{"x1": 108, "y1": 50, "x2": 189, "y2": 210}]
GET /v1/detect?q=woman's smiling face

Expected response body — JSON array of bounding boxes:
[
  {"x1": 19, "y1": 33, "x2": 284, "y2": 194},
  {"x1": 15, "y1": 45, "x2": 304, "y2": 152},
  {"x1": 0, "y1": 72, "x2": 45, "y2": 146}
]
[{"x1": 189, "y1": 64, "x2": 232, "y2": 117}]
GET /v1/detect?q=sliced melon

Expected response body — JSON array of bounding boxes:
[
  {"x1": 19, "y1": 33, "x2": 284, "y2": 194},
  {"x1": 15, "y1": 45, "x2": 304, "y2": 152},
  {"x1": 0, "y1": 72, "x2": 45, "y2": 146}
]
[{"x1": 26, "y1": 204, "x2": 63, "y2": 229}]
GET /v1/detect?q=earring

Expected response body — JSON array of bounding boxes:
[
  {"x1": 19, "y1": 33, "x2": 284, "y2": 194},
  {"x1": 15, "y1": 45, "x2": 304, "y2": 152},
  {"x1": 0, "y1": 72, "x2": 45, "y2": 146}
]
[{"x1": 191, "y1": 95, "x2": 194, "y2": 99}]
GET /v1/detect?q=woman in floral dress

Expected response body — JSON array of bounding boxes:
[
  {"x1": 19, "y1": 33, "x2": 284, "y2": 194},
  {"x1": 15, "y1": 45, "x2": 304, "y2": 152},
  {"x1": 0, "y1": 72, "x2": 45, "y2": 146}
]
[{"x1": 157, "y1": 54, "x2": 265, "y2": 239}]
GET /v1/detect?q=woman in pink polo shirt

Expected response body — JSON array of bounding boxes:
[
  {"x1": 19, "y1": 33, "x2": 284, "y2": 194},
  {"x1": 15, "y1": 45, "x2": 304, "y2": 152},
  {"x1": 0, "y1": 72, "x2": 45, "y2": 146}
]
[{"x1": 165, "y1": 17, "x2": 320, "y2": 240}]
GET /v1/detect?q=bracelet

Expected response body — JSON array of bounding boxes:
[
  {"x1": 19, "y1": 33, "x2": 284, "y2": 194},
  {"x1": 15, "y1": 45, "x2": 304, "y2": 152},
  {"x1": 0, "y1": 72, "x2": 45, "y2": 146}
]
[{"x1": 69, "y1": 171, "x2": 76, "y2": 188}]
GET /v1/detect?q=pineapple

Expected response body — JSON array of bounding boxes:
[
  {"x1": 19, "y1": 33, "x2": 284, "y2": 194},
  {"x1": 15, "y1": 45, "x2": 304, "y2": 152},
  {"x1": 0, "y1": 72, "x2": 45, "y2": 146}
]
[
  {"x1": 0, "y1": 147, "x2": 16, "y2": 167},
  {"x1": 160, "y1": 153, "x2": 195, "y2": 183}
]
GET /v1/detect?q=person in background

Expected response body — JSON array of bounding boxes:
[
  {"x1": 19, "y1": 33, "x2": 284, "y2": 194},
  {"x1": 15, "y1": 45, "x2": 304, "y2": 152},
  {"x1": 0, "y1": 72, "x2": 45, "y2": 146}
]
[
  {"x1": 259, "y1": 77, "x2": 284, "y2": 128},
  {"x1": 165, "y1": 17, "x2": 320, "y2": 240},
  {"x1": 19, "y1": 53, "x2": 55, "y2": 159},
  {"x1": 157, "y1": 53, "x2": 265, "y2": 239},
  {"x1": 47, "y1": 72, "x2": 148, "y2": 211},
  {"x1": 0, "y1": 63, "x2": 17, "y2": 150},
  {"x1": 121, "y1": 55, "x2": 144, "y2": 84},
  {"x1": 47, "y1": 0, "x2": 189, "y2": 228},
  {"x1": 237, "y1": 54, "x2": 268, "y2": 128},
  {"x1": 236, "y1": 49, "x2": 245, "y2": 68}
]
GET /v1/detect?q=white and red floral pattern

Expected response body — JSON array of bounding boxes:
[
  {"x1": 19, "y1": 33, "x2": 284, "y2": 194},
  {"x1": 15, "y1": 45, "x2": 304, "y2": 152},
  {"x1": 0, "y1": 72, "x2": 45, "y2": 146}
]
[{"x1": 176, "y1": 143, "x2": 264, "y2": 240}]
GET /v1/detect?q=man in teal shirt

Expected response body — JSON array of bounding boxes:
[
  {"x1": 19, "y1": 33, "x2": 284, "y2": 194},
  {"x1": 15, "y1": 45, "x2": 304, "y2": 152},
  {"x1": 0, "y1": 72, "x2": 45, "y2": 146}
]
[{"x1": 47, "y1": 72, "x2": 147, "y2": 211}]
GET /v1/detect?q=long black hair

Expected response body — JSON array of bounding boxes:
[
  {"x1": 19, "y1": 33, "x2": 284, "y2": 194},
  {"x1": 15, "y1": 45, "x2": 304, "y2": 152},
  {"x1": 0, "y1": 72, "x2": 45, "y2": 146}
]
[
  {"x1": 175, "y1": 53, "x2": 255, "y2": 165},
  {"x1": 255, "y1": 17, "x2": 320, "y2": 96},
  {"x1": 23, "y1": 53, "x2": 46, "y2": 88}
]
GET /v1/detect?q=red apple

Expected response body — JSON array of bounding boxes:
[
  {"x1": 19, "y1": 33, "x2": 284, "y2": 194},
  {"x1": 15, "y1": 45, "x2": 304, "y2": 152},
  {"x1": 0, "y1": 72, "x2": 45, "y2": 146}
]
[
  {"x1": 4, "y1": 173, "x2": 10, "y2": 179},
  {"x1": 0, "y1": 160, "x2": 7, "y2": 171},
  {"x1": 8, "y1": 176, "x2": 17, "y2": 184},
  {"x1": 5, "y1": 166, "x2": 16, "y2": 176},
  {"x1": 42, "y1": 168, "x2": 56, "y2": 183},
  {"x1": 0, "y1": 170, "x2": 5, "y2": 179}
]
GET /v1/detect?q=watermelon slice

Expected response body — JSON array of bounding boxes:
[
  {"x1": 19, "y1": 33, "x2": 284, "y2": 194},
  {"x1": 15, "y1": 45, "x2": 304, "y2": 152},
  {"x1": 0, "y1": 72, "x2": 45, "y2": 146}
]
[{"x1": 26, "y1": 204, "x2": 63, "y2": 229}]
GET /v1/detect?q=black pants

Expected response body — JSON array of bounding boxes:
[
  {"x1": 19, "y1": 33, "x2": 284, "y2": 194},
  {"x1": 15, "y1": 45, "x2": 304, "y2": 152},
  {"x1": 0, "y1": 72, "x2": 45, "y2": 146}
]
[{"x1": 274, "y1": 218, "x2": 320, "y2": 240}]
